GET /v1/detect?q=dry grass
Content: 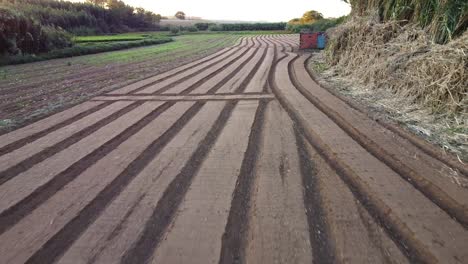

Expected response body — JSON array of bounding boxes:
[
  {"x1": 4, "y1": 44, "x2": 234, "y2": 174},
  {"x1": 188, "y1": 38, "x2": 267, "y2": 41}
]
[
  {"x1": 326, "y1": 16, "x2": 467, "y2": 115},
  {"x1": 308, "y1": 51, "x2": 467, "y2": 162}
]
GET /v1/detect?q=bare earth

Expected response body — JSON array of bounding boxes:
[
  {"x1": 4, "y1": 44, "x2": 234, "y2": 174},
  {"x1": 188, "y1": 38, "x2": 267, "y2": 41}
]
[{"x1": 0, "y1": 35, "x2": 467, "y2": 264}]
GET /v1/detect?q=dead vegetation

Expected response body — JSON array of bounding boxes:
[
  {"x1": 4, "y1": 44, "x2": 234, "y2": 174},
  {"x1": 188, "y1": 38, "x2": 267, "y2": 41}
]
[
  {"x1": 309, "y1": 47, "x2": 467, "y2": 162},
  {"x1": 326, "y1": 16, "x2": 467, "y2": 114},
  {"x1": 316, "y1": 11, "x2": 467, "y2": 161}
]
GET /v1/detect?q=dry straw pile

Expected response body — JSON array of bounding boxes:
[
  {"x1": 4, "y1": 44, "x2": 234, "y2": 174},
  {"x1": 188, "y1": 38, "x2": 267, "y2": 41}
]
[
  {"x1": 326, "y1": 16, "x2": 467, "y2": 114},
  {"x1": 328, "y1": 0, "x2": 467, "y2": 115}
]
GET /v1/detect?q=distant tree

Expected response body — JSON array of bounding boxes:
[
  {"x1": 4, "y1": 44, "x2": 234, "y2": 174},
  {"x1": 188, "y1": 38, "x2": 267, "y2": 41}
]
[
  {"x1": 175, "y1": 11, "x2": 185, "y2": 20},
  {"x1": 301, "y1": 10, "x2": 324, "y2": 24},
  {"x1": 288, "y1": 18, "x2": 301, "y2": 25},
  {"x1": 136, "y1": 7, "x2": 145, "y2": 15},
  {"x1": 85, "y1": 0, "x2": 106, "y2": 7}
]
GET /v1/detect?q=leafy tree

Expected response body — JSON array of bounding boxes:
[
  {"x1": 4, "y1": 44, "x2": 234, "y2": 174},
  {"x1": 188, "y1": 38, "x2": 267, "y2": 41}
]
[
  {"x1": 288, "y1": 18, "x2": 301, "y2": 25},
  {"x1": 85, "y1": 0, "x2": 106, "y2": 7},
  {"x1": 0, "y1": 0, "x2": 164, "y2": 54},
  {"x1": 287, "y1": 10, "x2": 324, "y2": 26},
  {"x1": 170, "y1": 26, "x2": 180, "y2": 34},
  {"x1": 300, "y1": 10, "x2": 324, "y2": 24},
  {"x1": 175, "y1": 11, "x2": 185, "y2": 20}
]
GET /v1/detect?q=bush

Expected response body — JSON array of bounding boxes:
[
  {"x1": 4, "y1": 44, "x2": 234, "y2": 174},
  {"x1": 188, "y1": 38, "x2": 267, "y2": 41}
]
[
  {"x1": 186, "y1": 26, "x2": 198, "y2": 32},
  {"x1": 194, "y1": 23, "x2": 215, "y2": 31},
  {"x1": 69, "y1": 26, "x2": 99, "y2": 36},
  {"x1": 208, "y1": 24, "x2": 222, "y2": 31},
  {"x1": 170, "y1": 26, "x2": 180, "y2": 34},
  {"x1": 159, "y1": 25, "x2": 170, "y2": 31},
  {"x1": 41, "y1": 26, "x2": 73, "y2": 50},
  {"x1": 0, "y1": 7, "x2": 72, "y2": 55}
]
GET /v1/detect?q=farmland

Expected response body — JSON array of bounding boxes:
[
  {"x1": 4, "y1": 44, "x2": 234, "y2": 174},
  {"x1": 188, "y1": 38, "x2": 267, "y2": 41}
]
[
  {"x1": 0, "y1": 33, "x2": 242, "y2": 130},
  {"x1": 1, "y1": 0, "x2": 467, "y2": 262},
  {"x1": 0, "y1": 35, "x2": 467, "y2": 263}
]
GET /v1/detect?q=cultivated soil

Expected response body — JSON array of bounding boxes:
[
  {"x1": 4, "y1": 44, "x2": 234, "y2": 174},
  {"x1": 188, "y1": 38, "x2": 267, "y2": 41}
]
[
  {"x1": 0, "y1": 34, "x2": 238, "y2": 133},
  {"x1": 0, "y1": 35, "x2": 467, "y2": 264}
]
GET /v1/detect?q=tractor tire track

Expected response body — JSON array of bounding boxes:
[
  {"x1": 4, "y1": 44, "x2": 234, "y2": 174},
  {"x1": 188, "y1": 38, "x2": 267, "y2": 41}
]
[
  {"x1": 289, "y1": 55, "x2": 468, "y2": 228},
  {"x1": 271, "y1": 53, "x2": 468, "y2": 263}
]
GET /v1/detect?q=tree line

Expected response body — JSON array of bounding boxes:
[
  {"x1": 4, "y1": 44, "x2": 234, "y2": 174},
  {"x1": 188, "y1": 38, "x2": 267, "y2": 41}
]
[
  {"x1": 0, "y1": 0, "x2": 162, "y2": 55},
  {"x1": 201, "y1": 22, "x2": 286, "y2": 31},
  {"x1": 2, "y1": 0, "x2": 162, "y2": 34}
]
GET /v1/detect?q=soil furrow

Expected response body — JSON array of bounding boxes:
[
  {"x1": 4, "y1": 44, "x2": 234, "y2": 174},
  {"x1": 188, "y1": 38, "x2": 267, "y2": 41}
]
[
  {"x1": 218, "y1": 100, "x2": 266, "y2": 264},
  {"x1": 0, "y1": 101, "x2": 142, "y2": 185},
  {"x1": 263, "y1": 45, "x2": 278, "y2": 93},
  {"x1": 150, "y1": 101, "x2": 260, "y2": 264},
  {"x1": 0, "y1": 102, "x2": 194, "y2": 264},
  {"x1": 22, "y1": 102, "x2": 203, "y2": 264},
  {"x1": 290, "y1": 55, "x2": 468, "y2": 228},
  {"x1": 98, "y1": 92, "x2": 271, "y2": 97},
  {"x1": 207, "y1": 47, "x2": 263, "y2": 94},
  {"x1": 141, "y1": 47, "x2": 250, "y2": 95},
  {"x1": 1, "y1": 36, "x2": 241, "y2": 96},
  {"x1": 92, "y1": 94, "x2": 275, "y2": 102},
  {"x1": 244, "y1": 101, "x2": 312, "y2": 264},
  {"x1": 219, "y1": 45, "x2": 267, "y2": 94},
  {"x1": 56, "y1": 101, "x2": 227, "y2": 264},
  {"x1": 121, "y1": 101, "x2": 238, "y2": 264},
  {"x1": 0, "y1": 102, "x2": 169, "y2": 235},
  {"x1": 303, "y1": 57, "x2": 468, "y2": 176},
  {"x1": 183, "y1": 48, "x2": 259, "y2": 95},
  {"x1": 133, "y1": 47, "x2": 243, "y2": 95},
  {"x1": 0, "y1": 101, "x2": 108, "y2": 150},
  {"x1": 295, "y1": 130, "x2": 335, "y2": 264},
  {"x1": 299, "y1": 132, "x2": 410, "y2": 263},
  {"x1": 0, "y1": 101, "x2": 135, "y2": 177},
  {"x1": 243, "y1": 47, "x2": 274, "y2": 93},
  {"x1": 180, "y1": 47, "x2": 260, "y2": 95},
  {"x1": 2, "y1": 34, "x2": 462, "y2": 264},
  {"x1": 272, "y1": 53, "x2": 468, "y2": 263},
  {"x1": 107, "y1": 47, "x2": 237, "y2": 95}
]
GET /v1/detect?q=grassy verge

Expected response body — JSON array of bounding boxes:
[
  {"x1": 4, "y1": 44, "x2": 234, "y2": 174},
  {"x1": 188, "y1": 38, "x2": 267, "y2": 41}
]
[
  {"x1": 82, "y1": 33, "x2": 239, "y2": 65},
  {"x1": 73, "y1": 32, "x2": 170, "y2": 43},
  {"x1": 0, "y1": 36, "x2": 172, "y2": 66},
  {"x1": 0, "y1": 30, "x2": 289, "y2": 66}
]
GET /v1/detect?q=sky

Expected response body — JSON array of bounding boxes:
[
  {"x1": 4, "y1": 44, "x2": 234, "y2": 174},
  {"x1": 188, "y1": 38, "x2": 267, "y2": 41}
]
[{"x1": 73, "y1": 0, "x2": 351, "y2": 22}]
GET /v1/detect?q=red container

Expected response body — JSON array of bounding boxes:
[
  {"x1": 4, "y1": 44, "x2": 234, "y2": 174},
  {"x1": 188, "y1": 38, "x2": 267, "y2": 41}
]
[
  {"x1": 300, "y1": 32, "x2": 318, "y2": 49},
  {"x1": 300, "y1": 32, "x2": 327, "y2": 49}
]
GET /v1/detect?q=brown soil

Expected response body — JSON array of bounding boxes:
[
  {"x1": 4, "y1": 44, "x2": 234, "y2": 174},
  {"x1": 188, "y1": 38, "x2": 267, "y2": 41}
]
[
  {"x1": 0, "y1": 35, "x2": 238, "y2": 134},
  {"x1": 0, "y1": 35, "x2": 466, "y2": 264}
]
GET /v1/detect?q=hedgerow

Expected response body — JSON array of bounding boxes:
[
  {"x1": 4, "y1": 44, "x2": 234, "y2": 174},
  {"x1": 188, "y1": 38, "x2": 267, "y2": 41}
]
[{"x1": 0, "y1": 37, "x2": 172, "y2": 65}]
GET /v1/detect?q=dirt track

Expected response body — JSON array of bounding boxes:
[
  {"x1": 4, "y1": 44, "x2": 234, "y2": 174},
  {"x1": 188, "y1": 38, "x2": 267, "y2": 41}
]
[{"x1": 0, "y1": 35, "x2": 467, "y2": 264}]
